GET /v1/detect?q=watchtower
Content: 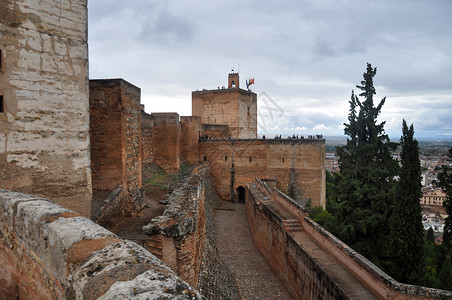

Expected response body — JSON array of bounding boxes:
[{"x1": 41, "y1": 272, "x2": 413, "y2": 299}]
[
  {"x1": 228, "y1": 72, "x2": 240, "y2": 88},
  {"x1": 192, "y1": 72, "x2": 257, "y2": 139}
]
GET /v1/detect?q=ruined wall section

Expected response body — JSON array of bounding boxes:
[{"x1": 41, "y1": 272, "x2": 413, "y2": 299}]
[
  {"x1": 152, "y1": 113, "x2": 180, "y2": 173},
  {"x1": 192, "y1": 88, "x2": 257, "y2": 139},
  {"x1": 180, "y1": 116, "x2": 201, "y2": 165},
  {"x1": 0, "y1": 190, "x2": 202, "y2": 299},
  {"x1": 143, "y1": 164, "x2": 207, "y2": 288},
  {"x1": 199, "y1": 139, "x2": 326, "y2": 207},
  {"x1": 142, "y1": 164, "x2": 240, "y2": 298},
  {"x1": 0, "y1": 0, "x2": 92, "y2": 217}
]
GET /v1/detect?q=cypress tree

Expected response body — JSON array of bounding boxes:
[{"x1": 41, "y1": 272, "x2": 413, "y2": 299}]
[
  {"x1": 438, "y1": 255, "x2": 452, "y2": 290},
  {"x1": 336, "y1": 63, "x2": 398, "y2": 265},
  {"x1": 388, "y1": 120, "x2": 424, "y2": 284},
  {"x1": 437, "y1": 147, "x2": 452, "y2": 247},
  {"x1": 426, "y1": 227, "x2": 435, "y2": 244}
]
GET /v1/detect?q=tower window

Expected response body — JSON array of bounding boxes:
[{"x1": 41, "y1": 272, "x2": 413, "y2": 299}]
[
  {"x1": 282, "y1": 158, "x2": 285, "y2": 163},
  {"x1": 249, "y1": 156, "x2": 252, "y2": 162},
  {"x1": 225, "y1": 156, "x2": 228, "y2": 161},
  {"x1": 0, "y1": 95, "x2": 4, "y2": 113}
]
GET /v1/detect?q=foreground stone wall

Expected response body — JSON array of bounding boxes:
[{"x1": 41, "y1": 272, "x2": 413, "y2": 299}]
[
  {"x1": 0, "y1": 0, "x2": 92, "y2": 217},
  {"x1": 246, "y1": 179, "x2": 452, "y2": 300},
  {"x1": 199, "y1": 138, "x2": 326, "y2": 208},
  {"x1": 0, "y1": 190, "x2": 202, "y2": 299}
]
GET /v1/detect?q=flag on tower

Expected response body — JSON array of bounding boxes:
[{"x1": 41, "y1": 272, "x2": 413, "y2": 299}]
[{"x1": 246, "y1": 78, "x2": 255, "y2": 89}]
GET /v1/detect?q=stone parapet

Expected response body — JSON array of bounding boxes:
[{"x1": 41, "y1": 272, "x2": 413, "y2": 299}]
[
  {"x1": 247, "y1": 179, "x2": 452, "y2": 300},
  {"x1": 0, "y1": 189, "x2": 202, "y2": 299}
]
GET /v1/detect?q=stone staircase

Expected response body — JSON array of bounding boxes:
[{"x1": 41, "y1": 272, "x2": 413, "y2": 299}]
[{"x1": 282, "y1": 219, "x2": 303, "y2": 232}]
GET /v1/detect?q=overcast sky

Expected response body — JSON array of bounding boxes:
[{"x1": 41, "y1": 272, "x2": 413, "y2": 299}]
[{"x1": 88, "y1": 0, "x2": 452, "y2": 139}]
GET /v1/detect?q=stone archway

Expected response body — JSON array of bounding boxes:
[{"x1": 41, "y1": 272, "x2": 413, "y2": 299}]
[{"x1": 236, "y1": 186, "x2": 246, "y2": 203}]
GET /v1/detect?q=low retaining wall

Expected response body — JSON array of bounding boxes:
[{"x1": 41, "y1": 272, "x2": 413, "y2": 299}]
[
  {"x1": 142, "y1": 163, "x2": 240, "y2": 299},
  {"x1": 0, "y1": 190, "x2": 202, "y2": 299},
  {"x1": 246, "y1": 179, "x2": 452, "y2": 300}
]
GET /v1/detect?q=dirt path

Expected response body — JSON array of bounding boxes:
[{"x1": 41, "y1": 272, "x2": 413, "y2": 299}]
[
  {"x1": 214, "y1": 201, "x2": 294, "y2": 300},
  {"x1": 109, "y1": 187, "x2": 167, "y2": 242}
]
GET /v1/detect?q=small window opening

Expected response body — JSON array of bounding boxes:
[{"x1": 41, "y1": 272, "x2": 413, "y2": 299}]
[
  {"x1": 247, "y1": 107, "x2": 250, "y2": 115},
  {"x1": 231, "y1": 81, "x2": 236, "y2": 88},
  {"x1": 203, "y1": 156, "x2": 207, "y2": 161},
  {"x1": 282, "y1": 158, "x2": 285, "y2": 163},
  {"x1": 0, "y1": 95, "x2": 4, "y2": 113},
  {"x1": 225, "y1": 156, "x2": 228, "y2": 161},
  {"x1": 249, "y1": 156, "x2": 252, "y2": 162}
]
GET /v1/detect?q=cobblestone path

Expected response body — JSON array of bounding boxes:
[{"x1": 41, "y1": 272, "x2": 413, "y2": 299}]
[{"x1": 215, "y1": 201, "x2": 294, "y2": 300}]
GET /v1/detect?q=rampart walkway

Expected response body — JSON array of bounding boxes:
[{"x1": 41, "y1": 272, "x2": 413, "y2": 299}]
[
  {"x1": 262, "y1": 199, "x2": 377, "y2": 299},
  {"x1": 215, "y1": 201, "x2": 294, "y2": 300}
]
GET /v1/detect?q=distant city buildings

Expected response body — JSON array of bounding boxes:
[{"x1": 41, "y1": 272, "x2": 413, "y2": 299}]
[{"x1": 421, "y1": 187, "x2": 446, "y2": 207}]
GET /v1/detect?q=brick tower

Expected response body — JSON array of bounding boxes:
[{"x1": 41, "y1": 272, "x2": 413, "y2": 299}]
[
  {"x1": 192, "y1": 72, "x2": 257, "y2": 139},
  {"x1": 228, "y1": 72, "x2": 240, "y2": 88}
]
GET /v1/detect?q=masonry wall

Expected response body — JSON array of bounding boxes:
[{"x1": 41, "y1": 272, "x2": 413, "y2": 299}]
[
  {"x1": 89, "y1": 79, "x2": 144, "y2": 225},
  {"x1": 199, "y1": 139, "x2": 326, "y2": 208},
  {"x1": 245, "y1": 179, "x2": 452, "y2": 300},
  {"x1": 192, "y1": 88, "x2": 257, "y2": 139},
  {"x1": 0, "y1": 190, "x2": 202, "y2": 299},
  {"x1": 152, "y1": 113, "x2": 180, "y2": 173},
  {"x1": 0, "y1": 0, "x2": 92, "y2": 217},
  {"x1": 141, "y1": 110, "x2": 155, "y2": 166},
  {"x1": 180, "y1": 116, "x2": 201, "y2": 165},
  {"x1": 142, "y1": 164, "x2": 240, "y2": 299},
  {"x1": 201, "y1": 124, "x2": 229, "y2": 139},
  {"x1": 143, "y1": 165, "x2": 207, "y2": 287}
]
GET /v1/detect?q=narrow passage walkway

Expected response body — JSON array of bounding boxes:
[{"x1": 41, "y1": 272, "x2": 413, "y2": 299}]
[{"x1": 215, "y1": 201, "x2": 294, "y2": 300}]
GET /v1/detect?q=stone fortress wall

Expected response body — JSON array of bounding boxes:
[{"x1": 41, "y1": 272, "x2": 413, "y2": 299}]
[
  {"x1": 192, "y1": 73, "x2": 257, "y2": 140},
  {"x1": 246, "y1": 179, "x2": 452, "y2": 299},
  {"x1": 0, "y1": 189, "x2": 202, "y2": 299},
  {"x1": 199, "y1": 138, "x2": 326, "y2": 207},
  {"x1": 2, "y1": 1, "x2": 449, "y2": 299},
  {"x1": 0, "y1": 0, "x2": 92, "y2": 217},
  {"x1": 89, "y1": 79, "x2": 145, "y2": 227}
]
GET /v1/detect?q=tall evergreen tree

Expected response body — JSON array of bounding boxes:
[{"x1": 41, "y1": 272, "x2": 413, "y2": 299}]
[
  {"x1": 437, "y1": 146, "x2": 452, "y2": 247},
  {"x1": 388, "y1": 120, "x2": 424, "y2": 284},
  {"x1": 438, "y1": 255, "x2": 452, "y2": 290},
  {"x1": 335, "y1": 63, "x2": 398, "y2": 265}
]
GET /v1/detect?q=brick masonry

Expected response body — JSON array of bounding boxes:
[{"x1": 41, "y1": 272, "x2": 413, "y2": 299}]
[
  {"x1": 0, "y1": 0, "x2": 92, "y2": 217},
  {"x1": 151, "y1": 113, "x2": 181, "y2": 173},
  {"x1": 199, "y1": 138, "x2": 326, "y2": 208},
  {"x1": 141, "y1": 108, "x2": 155, "y2": 166},
  {"x1": 245, "y1": 179, "x2": 452, "y2": 300},
  {"x1": 180, "y1": 116, "x2": 201, "y2": 165},
  {"x1": 192, "y1": 82, "x2": 257, "y2": 139}
]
